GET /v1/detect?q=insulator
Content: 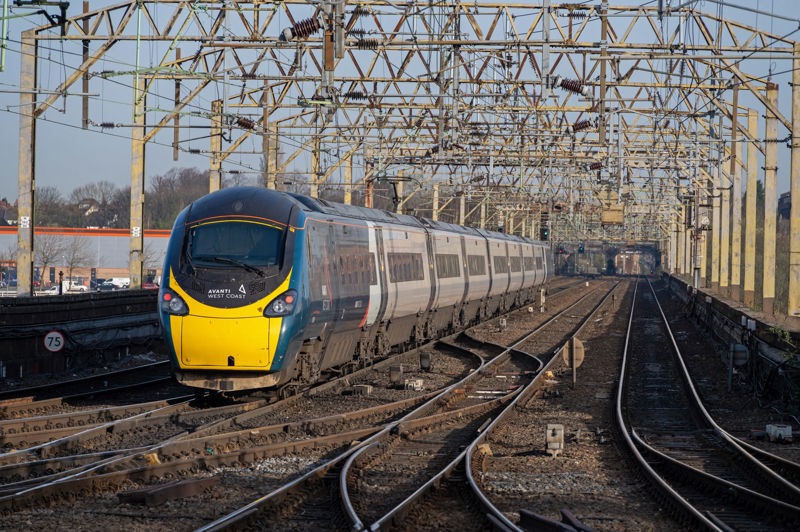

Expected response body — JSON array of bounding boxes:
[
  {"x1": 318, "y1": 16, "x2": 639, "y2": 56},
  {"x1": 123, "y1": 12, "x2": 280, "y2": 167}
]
[
  {"x1": 559, "y1": 9, "x2": 588, "y2": 19},
  {"x1": 280, "y1": 17, "x2": 320, "y2": 42},
  {"x1": 559, "y1": 78, "x2": 589, "y2": 97},
  {"x1": 188, "y1": 148, "x2": 201, "y2": 154},
  {"x1": 99, "y1": 122, "x2": 116, "y2": 129},
  {"x1": 236, "y1": 117, "x2": 255, "y2": 130},
  {"x1": 424, "y1": 145, "x2": 440, "y2": 157},
  {"x1": 347, "y1": 28, "x2": 367, "y2": 37},
  {"x1": 571, "y1": 119, "x2": 592, "y2": 133},
  {"x1": 355, "y1": 38, "x2": 380, "y2": 50},
  {"x1": 353, "y1": 5, "x2": 370, "y2": 18},
  {"x1": 344, "y1": 91, "x2": 367, "y2": 100},
  {"x1": 589, "y1": 162, "x2": 603, "y2": 170}
]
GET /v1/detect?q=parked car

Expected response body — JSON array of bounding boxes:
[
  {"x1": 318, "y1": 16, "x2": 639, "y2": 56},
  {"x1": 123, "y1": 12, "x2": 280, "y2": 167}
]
[{"x1": 41, "y1": 286, "x2": 60, "y2": 295}]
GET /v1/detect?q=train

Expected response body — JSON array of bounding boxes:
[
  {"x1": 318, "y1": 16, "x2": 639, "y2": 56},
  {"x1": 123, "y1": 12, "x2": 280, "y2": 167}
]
[{"x1": 158, "y1": 187, "x2": 553, "y2": 394}]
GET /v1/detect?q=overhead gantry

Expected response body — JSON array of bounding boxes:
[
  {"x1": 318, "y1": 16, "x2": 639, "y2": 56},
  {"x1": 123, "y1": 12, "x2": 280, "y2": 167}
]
[{"x1": 12, "y1": 1, "x2": 800, "y2": 316}]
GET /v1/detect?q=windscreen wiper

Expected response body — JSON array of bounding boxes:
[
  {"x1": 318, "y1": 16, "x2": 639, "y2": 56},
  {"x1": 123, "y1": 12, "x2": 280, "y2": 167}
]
[{"x1": 209, "y1": 256, "x2": 265, "y2": 277}]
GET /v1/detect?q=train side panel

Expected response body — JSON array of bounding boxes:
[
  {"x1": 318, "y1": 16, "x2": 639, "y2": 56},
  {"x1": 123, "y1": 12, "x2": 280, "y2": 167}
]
[
  {"x1": 485, "y1": 237, "x2": 510, "y2": 315},
  {"x1": 377, "y1": 224, "x2": 432, "y2": 346},
  {"x1": 428, "y1": 229, "x2": 466, "y2": 334},
  {"x1": 507, "y1": 241, "x2": 524, "y2": 308},
  {"x1": 319, "y1": 219, "x2": 373, "y2": 370},
  {"x1": 522, "y1": 243, "x2": 537, "y2": 289},
  {"x1": 462, "y1": 234, "x2": 492, "y2": 323}
]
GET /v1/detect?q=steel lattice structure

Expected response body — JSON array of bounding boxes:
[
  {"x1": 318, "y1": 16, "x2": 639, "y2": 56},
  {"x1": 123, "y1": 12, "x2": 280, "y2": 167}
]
[{"x1": 12, "y1": 1, "x2": 800, "y2": 315}]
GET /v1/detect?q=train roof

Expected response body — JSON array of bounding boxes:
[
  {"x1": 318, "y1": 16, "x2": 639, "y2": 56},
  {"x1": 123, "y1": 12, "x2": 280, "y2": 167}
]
[
  {"x1": 190, "y1": 188, "x2": 543, "y2": 245},
  {"x1": 290, "y1": 192, "x2": 537, "y2": 243},
  {"x1": 288, "y1": 192, "x2": 425, "y2": 228},
  {"x1": 187, "y1": 186, "x2": 296, "y2": 224}
]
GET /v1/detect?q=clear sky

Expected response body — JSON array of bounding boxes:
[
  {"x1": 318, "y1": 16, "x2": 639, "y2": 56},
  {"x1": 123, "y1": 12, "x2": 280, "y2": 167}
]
[
  {"x1": 0, "y1": 2, "x2": 212, "y2": 203},
  {"x1": 0, "y1": 5, "x2": 210, "y2": 203},
  {"x1": 1, "y1": 1, "x2": 797, "y2": 204}
]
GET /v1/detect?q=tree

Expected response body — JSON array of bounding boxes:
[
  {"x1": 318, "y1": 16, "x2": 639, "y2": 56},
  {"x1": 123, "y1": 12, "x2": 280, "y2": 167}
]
[
  {"x1": 0, "y1": 198, "x2": 16, "y2": 225},
  {"x1": 35, "y1": 233, "x2": 66, "y2": 288},
  {"x1": 223, "y1": 170, "x2": 254, "y2": 188},
  {"x1": 69, "y1": 181, "x2": 119, "y2": 205},
  {"x1": 35, "y1": 186, "x2": 65, "y2": 226},
  {"x1": 69, "y1": 181, "x2": 122, "y2": 228},
  {"x1": 143, "y1": 240, "x2": 164, "y2": 272},
  {"x1": 63, "y1": 236, "x2": 92, "y2": 288},
  {"x1": 110, "y1": 187, "x2": 131, "y2": 229},
  {"x1": 146, "y1": 167, "x2": 209, "y2": 229}
]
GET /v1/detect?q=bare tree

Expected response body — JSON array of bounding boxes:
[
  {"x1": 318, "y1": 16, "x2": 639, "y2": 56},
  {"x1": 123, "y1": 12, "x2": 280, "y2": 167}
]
[
  {"x1": 63, "y1": 236, "x2": 92, "y2": 289},
  {"x1": 69, "y1": 181, "x2": 122, "y2": 228},
  {"x1": 35, "y1": 233, "x2": 66, "y2": 288},
  {"x1": 69, "y1": 181, "x2": 119, "y2": 205},
  {"x1": 146, "y1": 167, "x2": 208, "y2": 228},
  {"x1": 35, "y1": 186, "x2": 65, "y2": 226},
  {"x1": 143, "y1": 240, "x2": 164, "y2": 273},
  {"x1": 223, "y1": 171, "x2": 253, "y2": 188}
]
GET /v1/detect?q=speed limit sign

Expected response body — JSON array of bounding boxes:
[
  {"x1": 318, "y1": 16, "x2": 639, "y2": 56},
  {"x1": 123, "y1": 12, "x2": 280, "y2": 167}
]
[{"x1": 44, "y1": 330, "x2": 65, "y2": 352}]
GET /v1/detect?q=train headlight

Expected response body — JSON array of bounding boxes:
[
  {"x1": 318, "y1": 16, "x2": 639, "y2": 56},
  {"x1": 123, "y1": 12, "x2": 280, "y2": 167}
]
[
  {"x1": 264, "y1": 289, "x2": 297, "y2": 317},
  {"x1": 161, "y1": 289, "x2": 189, "y2": 316}
]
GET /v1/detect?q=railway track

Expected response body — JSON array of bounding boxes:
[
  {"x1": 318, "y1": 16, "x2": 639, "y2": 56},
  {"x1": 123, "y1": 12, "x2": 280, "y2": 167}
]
[
  {"x1": 464, "y1": 279, "x2": 623, "y2": 530},
  {"x1": 0, "y1": 279, "x2": 606, "y2": 530},
  {"x1": 195, "y1": 280, "x2": 615, "y2": 531},
  {"x1": 0, "y1": 336, "x2": 485, "y2": 516},
  {"x1": 617, "y1": 278, "x2": 800, "y2": 531},
  {"x1": 0, "y1": 360, "x2": 179, "y2": 420}
]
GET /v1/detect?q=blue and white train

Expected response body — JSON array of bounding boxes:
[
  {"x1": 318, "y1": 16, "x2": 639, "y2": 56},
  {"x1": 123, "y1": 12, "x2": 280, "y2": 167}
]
[{"x1": 158, "y1": 187, "x2": 552, "y2": 393}]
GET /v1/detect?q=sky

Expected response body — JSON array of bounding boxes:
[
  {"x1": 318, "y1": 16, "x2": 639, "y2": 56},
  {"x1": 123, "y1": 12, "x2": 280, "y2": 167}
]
[
  {"x1": 0, "y1": 1, "x2": 212, "y2": 203},
  {"x1": 1, "y1": 1, "x2": 798, "y2": 204}
]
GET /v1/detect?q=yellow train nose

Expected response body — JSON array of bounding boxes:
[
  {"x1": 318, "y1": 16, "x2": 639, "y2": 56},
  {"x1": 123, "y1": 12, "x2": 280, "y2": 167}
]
[{"x1": 177, "y1": 315, "x2": 273, "y2": 368}]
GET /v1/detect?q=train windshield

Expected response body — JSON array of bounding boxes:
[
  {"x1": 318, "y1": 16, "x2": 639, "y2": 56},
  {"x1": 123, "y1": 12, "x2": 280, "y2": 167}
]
[{"x1": 187, "y1": 221, "x2": 285, "y2": 269}]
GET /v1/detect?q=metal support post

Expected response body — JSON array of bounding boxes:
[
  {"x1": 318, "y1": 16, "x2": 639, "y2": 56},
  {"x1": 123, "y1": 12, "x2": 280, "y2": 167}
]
[
  {"x1": 209, "y1": 100, "x2": 222, "y2": 192},
  {"x1": 129, "y1": 75, "x2": 146, "y2": 290},
  {"x1": 16, "y1": 30, "x2": 36, "y2": 297},
  {"x1": 743, "y1": 110, "x2": 758, "y2": 308},
  {"x1": 762, "y1": 83, "x2": 778, "y2": 314},
  {"x1": 789, "y1": 42, "x2": 800, "y2": 316}
]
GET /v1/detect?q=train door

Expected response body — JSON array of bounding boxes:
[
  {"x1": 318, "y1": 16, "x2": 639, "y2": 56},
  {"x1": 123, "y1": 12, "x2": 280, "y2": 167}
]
[
  {"x1": 366, "y1": 222, "x2": 386, "y2": 328},
  {"x1": 305, "y1": 220, "x2": 336, "y2": 340},
  {"x1": 330, "y1": 222, "x2": 371, "y2": 333},
  {"x1": 459, "y1": 236, "x2": 470, "y2": 304}
]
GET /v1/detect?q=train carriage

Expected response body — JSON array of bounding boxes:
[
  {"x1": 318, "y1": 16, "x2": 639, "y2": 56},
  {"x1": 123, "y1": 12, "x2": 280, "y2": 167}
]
[{"x1": 158, "y1": 187, "x2": 551, "y2": 393}]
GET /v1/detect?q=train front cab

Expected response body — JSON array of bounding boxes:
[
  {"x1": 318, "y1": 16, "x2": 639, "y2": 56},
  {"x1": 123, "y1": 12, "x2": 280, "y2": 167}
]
[{"x1": 160, "y1": 191, "x2": 304, "y2": 392}]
